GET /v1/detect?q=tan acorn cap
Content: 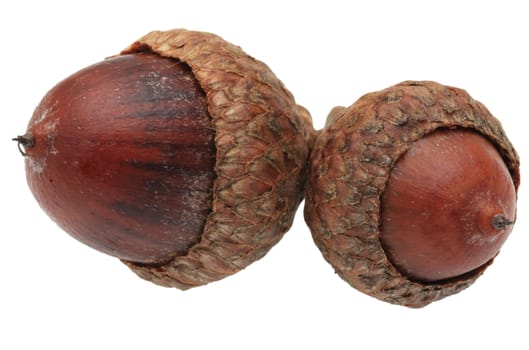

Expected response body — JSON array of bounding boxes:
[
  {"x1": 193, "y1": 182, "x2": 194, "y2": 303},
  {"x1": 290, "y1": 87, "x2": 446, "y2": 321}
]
[
  {"x1": 120, "y1": 29, "x2": 314, "y2": 289},
  {"x1": 304, "y1": 81, "x2": 519, "y2": 307}
]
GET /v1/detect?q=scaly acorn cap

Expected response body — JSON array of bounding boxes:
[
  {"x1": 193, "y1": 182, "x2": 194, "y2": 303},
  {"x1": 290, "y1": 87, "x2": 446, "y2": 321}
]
[
  {"x1": 304, "y1": 81, "x2": 519, "y2": 308},
  {"x1": 120, "y1": 29, "x2": 314, "y2": 289}
]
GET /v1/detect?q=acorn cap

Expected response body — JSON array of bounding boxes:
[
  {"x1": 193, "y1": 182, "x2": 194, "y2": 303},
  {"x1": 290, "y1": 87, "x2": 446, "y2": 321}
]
[
  {"x1": 120, "y1": 29, "x2": 313, "y2": 289},
  {"x1": 304, "y1": 81, "x2": 520, "y2": 307}
]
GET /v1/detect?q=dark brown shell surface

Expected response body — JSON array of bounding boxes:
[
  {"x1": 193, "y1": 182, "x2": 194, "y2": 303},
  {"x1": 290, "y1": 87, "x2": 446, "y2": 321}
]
[
  {"x1": 304, "y1": 81, "x2": 519, "y2": 308},
  {"x1": 120, "y1": 29, "x2": 312, "y2": 289}
]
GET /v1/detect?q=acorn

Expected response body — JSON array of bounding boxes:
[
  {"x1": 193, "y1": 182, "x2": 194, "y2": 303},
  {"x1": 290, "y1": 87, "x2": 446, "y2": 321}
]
[
  {"x1": 304, "y1": 81, "x2": 520, "y2": 307},
  {"x1": 14, "y1": 29, "x2": 313, "y2": 289}
]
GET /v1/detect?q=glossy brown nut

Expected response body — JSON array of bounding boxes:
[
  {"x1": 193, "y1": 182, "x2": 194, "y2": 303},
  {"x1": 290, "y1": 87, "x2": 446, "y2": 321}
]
[
  {"x1": 20, "y1": 52, "x2": 215, "y2": 265},
  {"x1": 380, "y1": 128, "x2": 516, "y2": 282},
  {"x1": 304, "y1": 81, "x2": 519, "y2": 307},
  {"x1": 17, "y1": 29, "x2": 314, "y2": 289}
]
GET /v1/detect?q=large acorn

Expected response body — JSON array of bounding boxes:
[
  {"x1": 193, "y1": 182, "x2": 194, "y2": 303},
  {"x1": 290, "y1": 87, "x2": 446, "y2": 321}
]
[
  {"x1": 304, "y1": 81, "x2": 519, "y2": 307},
  {"x1": 14, "y1": 29, "x2": 313, "y2": 289}
]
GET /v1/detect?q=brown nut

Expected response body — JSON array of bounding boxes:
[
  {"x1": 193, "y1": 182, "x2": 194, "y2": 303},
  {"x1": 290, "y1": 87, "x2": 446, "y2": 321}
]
[
  {"x1": 304, "y1": 81, "x2": 519, "y2": 307},
  {"x1": 15, "y1": 29, "x2": 314, "y2": 289}
]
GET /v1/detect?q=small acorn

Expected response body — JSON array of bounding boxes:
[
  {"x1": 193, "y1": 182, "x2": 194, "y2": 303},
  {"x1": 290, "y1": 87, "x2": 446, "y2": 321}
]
[
  {"x1": 304, "y1": 81, "x2": 520, "y2": 307},
  {"x1": 14, "y1": 29, "x2": 313, "y2": 289}
]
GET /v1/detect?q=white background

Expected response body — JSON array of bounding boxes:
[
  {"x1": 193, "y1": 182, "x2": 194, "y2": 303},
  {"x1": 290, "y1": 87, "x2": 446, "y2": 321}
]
[{"x1": 2, "y1": 1, "x2": 528, "y2": 349}]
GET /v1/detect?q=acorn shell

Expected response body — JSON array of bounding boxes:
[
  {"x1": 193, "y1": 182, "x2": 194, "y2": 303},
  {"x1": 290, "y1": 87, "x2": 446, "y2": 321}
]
[
  {"x1": 120, "y1": 29, "x2": 312, "y2": 289},
  {"x1": 304, "y1": 81, "x2": 519, "y2": 308}
]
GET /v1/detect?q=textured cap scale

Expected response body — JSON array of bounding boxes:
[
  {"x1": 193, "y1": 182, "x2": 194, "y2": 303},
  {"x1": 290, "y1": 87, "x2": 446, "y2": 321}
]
[{"x1": 120, "y1": 29, "x2": 313, "y2": 289}]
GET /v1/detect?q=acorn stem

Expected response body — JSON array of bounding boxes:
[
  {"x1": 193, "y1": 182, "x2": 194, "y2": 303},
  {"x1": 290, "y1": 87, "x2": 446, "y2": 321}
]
[
  {"x1": 325, "y1": 106, "x2": 347, "y2": 128},
  {"x1": 13, "y1": 133, "x2": 34, "y2": 157},
  {"x1": 492, "y1": 214, "x2": 514, "y2": 230},
  {"x1": 297, "y1": 104, "x2": 319, "y2": 149}
]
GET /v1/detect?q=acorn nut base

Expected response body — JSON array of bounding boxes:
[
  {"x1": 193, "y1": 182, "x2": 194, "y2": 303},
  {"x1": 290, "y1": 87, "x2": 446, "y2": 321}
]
[
  {"x1": 304, "y1": 81, "x2": 519, "y2": 308},
  {"x1": 16, "y1": 29, "x2": 314, "y2": 290}
]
